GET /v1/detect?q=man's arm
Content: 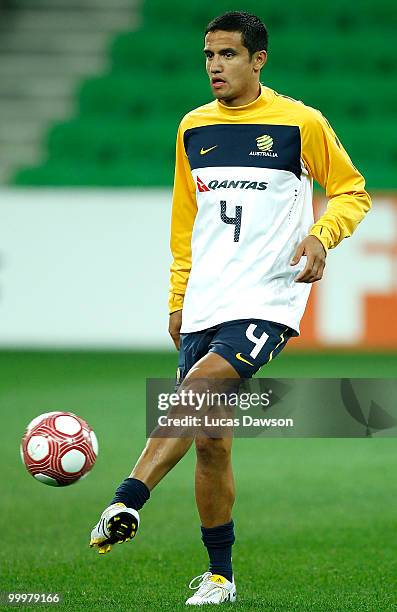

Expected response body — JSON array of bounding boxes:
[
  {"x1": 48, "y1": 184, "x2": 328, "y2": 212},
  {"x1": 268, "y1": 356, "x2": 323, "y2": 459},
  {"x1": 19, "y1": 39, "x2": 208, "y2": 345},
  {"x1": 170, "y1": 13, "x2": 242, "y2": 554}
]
[
  {"x1": 168, "y1": 123, "x2": 197, "y2": 348},
  {"x1": 168, "y1": 310, "x2": 182, "y2": 350},
  {"x1": 291, "y1": 109, "x2": 372, "y2": 283}
]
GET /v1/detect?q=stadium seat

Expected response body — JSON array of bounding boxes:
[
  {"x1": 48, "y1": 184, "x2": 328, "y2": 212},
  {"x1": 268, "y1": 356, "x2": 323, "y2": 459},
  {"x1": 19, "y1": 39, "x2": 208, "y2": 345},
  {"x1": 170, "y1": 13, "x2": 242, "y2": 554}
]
[
  {"x1": 142, "y1": 0, "x2": 397, "y2": 29},
  {"x1": 297, "y1": 0, "x2": 397, "y2": 28},
  {"x1": 111, "y1": 30, "x2": 203, "y2": 74},
  {"x1": 267, "y1": 29, "x2": 397, "y2": 76},
  {"x1": 266, "y1": 74, "x2": 395, "y2": 121},
  {"x1": 47, "y1": 118, "x2": 178, "y2": 163},
  {"x1": 11, "y1": 1, "x2": 396, "y2": 190},
  {"x1": 13, "y1": 158, "x2": 175, "y2": 187},
  {"x1": 79, "y1": 73, "x2": 210, "y2": 119},
  {"x1": 142, "y1": 0, "x2": 295, "y2": 31}
]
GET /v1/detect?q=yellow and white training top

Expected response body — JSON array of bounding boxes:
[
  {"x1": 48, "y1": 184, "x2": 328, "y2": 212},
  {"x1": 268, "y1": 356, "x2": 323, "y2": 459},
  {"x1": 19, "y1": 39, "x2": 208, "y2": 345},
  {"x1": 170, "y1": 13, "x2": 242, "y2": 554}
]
[{"x1": 169, "y1": 84, "x2": 371, "y2": 334}]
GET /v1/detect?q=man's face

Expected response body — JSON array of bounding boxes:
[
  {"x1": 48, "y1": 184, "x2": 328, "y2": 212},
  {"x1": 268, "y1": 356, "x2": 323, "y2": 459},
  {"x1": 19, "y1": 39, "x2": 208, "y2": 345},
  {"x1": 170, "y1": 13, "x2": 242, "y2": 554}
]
[{"x1": 204, "y1": 30, "x2": 265, "y2": 105}]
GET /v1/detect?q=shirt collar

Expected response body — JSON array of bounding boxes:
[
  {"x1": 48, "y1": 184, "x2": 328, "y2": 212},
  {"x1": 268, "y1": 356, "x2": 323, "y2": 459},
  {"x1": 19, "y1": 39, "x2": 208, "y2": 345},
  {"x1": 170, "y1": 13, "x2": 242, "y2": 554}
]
[{"x1": 216, "y1": 84, "x2": 275, "y2": 117}]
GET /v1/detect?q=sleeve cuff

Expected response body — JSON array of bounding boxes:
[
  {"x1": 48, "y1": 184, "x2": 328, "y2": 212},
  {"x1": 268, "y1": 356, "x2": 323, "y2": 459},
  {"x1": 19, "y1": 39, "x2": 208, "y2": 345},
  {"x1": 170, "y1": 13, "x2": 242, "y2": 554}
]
[
  {"x1": 309, "y1": 225, "x2": 333, "y2": 251},
  {"x1": 168, "y1": 293, "x2": 184, "y2": 314}
]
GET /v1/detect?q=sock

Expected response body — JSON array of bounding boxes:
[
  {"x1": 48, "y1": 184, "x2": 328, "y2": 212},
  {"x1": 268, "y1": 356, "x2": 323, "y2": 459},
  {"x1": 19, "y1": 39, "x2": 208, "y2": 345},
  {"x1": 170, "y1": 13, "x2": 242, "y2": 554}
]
[
  {"x1": 111, "y1": 477, "x2": 150, "y2": 511},
  {"x1": 201, "y1": 520, "x2": 235, "y2": 583}
]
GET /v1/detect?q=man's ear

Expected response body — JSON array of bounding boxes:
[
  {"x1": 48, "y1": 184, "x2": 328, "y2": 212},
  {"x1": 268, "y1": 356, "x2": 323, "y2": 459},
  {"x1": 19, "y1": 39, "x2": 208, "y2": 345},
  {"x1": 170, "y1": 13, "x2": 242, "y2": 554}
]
[{"x1": 253, "y1": 50, "x2": 267, "y2": 72}]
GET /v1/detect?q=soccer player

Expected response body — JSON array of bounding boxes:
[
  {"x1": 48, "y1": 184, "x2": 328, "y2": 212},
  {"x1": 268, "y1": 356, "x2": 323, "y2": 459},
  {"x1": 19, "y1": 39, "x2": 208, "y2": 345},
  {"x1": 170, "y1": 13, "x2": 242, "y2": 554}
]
[{"x1": 90, "y1": 11, "x2": 371, "y2": 605}]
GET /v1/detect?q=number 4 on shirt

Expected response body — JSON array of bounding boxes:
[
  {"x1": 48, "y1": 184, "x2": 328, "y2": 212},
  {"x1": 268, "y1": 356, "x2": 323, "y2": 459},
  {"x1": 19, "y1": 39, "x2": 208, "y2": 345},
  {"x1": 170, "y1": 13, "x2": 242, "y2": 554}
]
[{"x1": 220, "y1": 200, "x2": 242, "y2": 242}]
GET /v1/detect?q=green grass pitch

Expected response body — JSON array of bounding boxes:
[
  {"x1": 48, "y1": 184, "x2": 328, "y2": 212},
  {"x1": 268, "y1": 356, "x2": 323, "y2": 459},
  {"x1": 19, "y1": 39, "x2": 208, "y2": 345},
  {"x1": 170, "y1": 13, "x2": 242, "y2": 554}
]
[{"x1": 1, "y1": 351, "x2": 396, "y2": 611}]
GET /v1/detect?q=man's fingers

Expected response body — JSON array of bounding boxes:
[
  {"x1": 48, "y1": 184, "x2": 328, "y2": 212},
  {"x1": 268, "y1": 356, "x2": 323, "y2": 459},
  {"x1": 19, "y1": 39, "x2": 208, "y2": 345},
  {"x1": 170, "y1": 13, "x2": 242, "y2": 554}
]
[
  {"x1": 291, "y1": 236, "x2": 326, "y2": 282},
  {"x1": 295, "y1": 258, "x2": 325, "y2": 283},
  {"x1": 310, "y1": 259, "x2": 326, "y2": 282},
  {"x1": 314, "y1": 260, "x2": 326, "y2": 281},
  {"x1": 294, "y1": 270, "x2": 308, "y2": 282},
  {"x1": 295, "y1": 258, "x2": 317, "y2": 282},
  {"x1": 290, "y1": 243, "x2": 305, "y2": 266},
  {"x1": 294, "y1": 254, "x2": 314, "y2": 281}
]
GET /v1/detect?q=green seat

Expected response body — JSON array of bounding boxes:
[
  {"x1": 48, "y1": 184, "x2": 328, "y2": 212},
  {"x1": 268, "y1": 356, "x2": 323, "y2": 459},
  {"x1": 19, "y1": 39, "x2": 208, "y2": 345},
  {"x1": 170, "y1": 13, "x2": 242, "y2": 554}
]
[
  {"x1": 79, "y1": 73, "x2": 210, "y2": 119},
  {"x1": 111, "y1": 26, "x2": 396, "y2": 79},
  {"x1": 299, "y1": 0, "x2": 397, "y2": 28},
  {"x1": 142, "y1": 0, "x2": 297, "y2": 30},
  {"x1": 10, "y1": 0, "x2": 397, "y2": 189},
  {"x1": 361, "y1": 163, "x2": 397, "y2": 190},
  {"x1": 47, "y1": 118, "x2": 178, "y2": 163},
  {"x1": 111, "y1": 30, "x2": 203, "y2": 73},
  {"x1": 268, "y1": 29, "x2": 397, "y2": 76},
  {"x1": 12, "y1": 159, "x2": 175, "y2": 187},
  {"x1": 265, "y1": 73, "x2": 394, "y2": 120},
  {"x1": 312, "y1": 118, "x2": 396, "y2": 189},
  {"x1": 143, "y1": 0, "x2": 396, "y2": 30}
]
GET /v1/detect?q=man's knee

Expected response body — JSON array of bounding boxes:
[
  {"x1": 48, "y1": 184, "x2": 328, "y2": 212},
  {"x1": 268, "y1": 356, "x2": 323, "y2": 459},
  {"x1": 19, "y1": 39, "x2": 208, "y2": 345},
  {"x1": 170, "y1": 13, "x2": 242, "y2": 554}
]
[{"x1": 195, "y1": 437, "x2": 232, "y2": 466}]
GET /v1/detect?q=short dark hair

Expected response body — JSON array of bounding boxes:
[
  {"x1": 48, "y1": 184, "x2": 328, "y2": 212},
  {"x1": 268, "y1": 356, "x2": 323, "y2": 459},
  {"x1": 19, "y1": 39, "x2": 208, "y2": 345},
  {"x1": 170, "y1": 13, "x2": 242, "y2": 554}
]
[{"x1": 205, "y1": 11, "x2": 268, "y2": 58}]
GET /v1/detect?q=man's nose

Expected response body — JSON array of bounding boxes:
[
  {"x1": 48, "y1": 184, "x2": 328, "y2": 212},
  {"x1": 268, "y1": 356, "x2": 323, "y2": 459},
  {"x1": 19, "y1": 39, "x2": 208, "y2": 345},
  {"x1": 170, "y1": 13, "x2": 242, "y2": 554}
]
[{"x1": 210, "y1": 56, "x2": 223, "y2": 72}]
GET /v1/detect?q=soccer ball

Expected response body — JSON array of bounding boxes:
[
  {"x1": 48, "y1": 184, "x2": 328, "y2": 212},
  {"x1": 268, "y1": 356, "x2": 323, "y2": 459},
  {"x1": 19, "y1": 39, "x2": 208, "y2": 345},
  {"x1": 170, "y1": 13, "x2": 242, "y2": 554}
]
[{"x1": 20, "y1": 411, "x2": 98, "y2": 486}]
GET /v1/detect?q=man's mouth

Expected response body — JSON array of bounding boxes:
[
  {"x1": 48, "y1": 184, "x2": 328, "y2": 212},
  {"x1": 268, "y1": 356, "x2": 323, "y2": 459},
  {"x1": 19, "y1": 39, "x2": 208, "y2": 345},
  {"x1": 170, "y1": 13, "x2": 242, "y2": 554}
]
[{"x1": 211, "y1": 77, "x2": 226, "y2": 89}]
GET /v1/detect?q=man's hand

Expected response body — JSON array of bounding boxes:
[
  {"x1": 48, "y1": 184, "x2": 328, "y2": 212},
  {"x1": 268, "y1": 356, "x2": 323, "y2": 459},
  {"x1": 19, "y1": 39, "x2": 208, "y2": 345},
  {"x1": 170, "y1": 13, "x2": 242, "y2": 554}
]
[
  {"x1": 290, "y1": 235, "x2": 327, "y2": 283},
  {"x1": 169, "y1": 309, "x2": 182, "y2": 350}
]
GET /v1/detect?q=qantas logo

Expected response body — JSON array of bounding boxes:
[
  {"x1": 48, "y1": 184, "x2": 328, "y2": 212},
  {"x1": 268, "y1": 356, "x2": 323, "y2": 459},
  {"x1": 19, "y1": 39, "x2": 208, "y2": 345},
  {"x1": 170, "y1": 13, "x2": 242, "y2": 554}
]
[
  {"x1": 196, "y1": 177, "x2": 268, "y2": 192},
  {"x1": 197, "y1": 176, "x2": 210, "y2": 192}
]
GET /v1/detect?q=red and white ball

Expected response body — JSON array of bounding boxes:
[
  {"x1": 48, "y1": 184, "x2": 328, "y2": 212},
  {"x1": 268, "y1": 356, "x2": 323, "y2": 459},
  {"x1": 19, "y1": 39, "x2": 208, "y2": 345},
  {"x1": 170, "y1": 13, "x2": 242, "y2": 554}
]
[{"x1": 20, "y1": 411, "x2": 98, "y2": 486}]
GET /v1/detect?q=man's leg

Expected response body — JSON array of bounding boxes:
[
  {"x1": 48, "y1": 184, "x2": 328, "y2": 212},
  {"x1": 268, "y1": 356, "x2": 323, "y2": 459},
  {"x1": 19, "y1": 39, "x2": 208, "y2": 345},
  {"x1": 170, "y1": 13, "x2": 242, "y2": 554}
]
[
  {"x1": 130, "y1": 436, "x2": 194, "y2": 489},
  {"x1": 182, "y1": 352, "x2": 239, "y2": 605},
  {"x1": 89, "y1": 433, "x2": 194, "y2": 553},
  {"x1": 131, "y1": 351, "x2": 238, "y2": 488},
  {"x1": 116, "y1": 350, "x2": 238, "y2": 493},
  {"x1": 195, "y1": 436, "x2": 234, "y2": 527},
  {"x1": 90, "y1": 352, "x2": 238, "y2": 554},
  {"x1": 190, "y1": 354, "x2": 238, "y2": 588},
  {"x1": 195, "y1": 436, "x2": 235, "y2": 583}
]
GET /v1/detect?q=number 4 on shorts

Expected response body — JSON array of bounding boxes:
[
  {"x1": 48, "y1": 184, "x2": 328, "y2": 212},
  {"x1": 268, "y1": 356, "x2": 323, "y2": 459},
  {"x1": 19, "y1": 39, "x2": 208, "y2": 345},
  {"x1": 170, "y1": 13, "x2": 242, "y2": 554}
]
[{"x1": 246, "y1": 324, "x2": 269, "y2": 358}]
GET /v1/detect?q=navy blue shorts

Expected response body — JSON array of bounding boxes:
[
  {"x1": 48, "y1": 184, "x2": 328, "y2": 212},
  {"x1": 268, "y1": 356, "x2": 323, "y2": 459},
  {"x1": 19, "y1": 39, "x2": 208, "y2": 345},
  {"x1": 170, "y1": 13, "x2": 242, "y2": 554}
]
[{"x1": 177, "y1": 319, "x2": 297, "y2": 382}]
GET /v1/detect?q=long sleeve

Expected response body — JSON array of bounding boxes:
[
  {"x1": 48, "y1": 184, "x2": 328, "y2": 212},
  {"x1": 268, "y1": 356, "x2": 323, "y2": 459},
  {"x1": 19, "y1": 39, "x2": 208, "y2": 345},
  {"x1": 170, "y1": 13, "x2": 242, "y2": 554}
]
[
  {"x1": 168, "y1": 124, "x2": 197, "y2": 313},
  {"x1": 302, "y1": 110, "x2": 371, "y2": 250}
]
